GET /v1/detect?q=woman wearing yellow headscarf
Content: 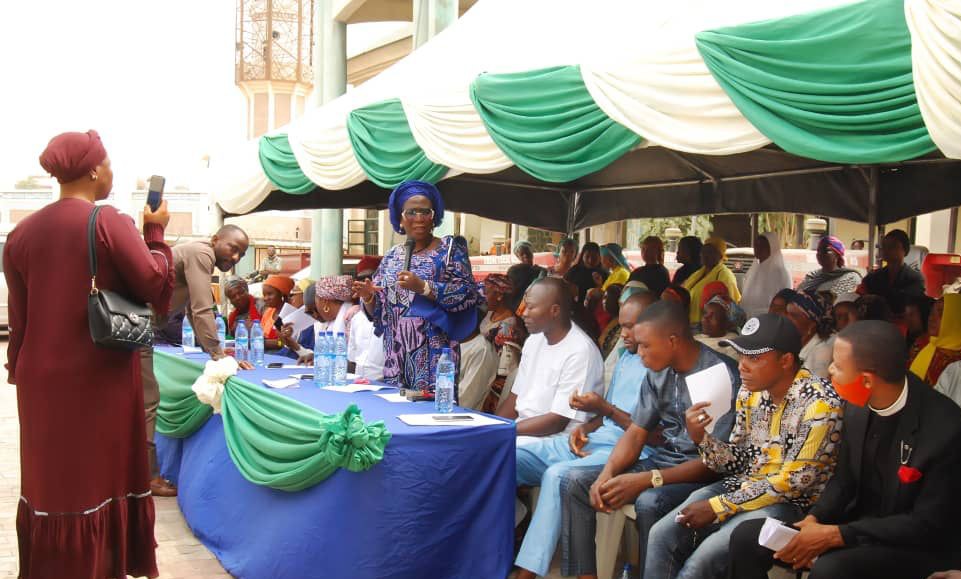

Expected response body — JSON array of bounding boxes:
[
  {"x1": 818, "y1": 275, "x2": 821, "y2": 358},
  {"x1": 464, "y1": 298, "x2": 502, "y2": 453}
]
[
  {"x1": 910, "y1": 293, "x2": 961, "y2": 385},
  {"x1": 682, "y1": 237, "x2": 742, "y2": 324}
]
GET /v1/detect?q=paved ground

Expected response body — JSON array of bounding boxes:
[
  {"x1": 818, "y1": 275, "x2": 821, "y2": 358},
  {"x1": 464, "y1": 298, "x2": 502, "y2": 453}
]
[{"x1": 0, "y1": 338, "x2": 229, "y2": 578}]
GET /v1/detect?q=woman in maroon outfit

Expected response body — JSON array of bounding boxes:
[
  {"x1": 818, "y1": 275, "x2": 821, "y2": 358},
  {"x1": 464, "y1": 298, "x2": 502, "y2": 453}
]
[{"x1": 2, "y1": 130, "x2": 173, "y2": 578}]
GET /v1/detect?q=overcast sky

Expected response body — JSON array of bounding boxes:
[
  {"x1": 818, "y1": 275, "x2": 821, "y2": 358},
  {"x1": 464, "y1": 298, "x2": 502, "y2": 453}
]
[{"x1": 0, "y1": 1, "x2": 249, "y2": 188}]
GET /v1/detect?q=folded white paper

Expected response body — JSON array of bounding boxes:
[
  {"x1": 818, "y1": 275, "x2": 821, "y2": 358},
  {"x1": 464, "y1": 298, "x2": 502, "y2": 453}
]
[
  {"x1": 758, "y1": 517, "x2": 799, "y2": 552},
  {"x1": 686, "y1": 362, "x2": 733, "y2": 434},
  {"x1": 263, "y1": 378, "x2": 300, "y2": 389},
  {"x1": 375, "y1": 392, "x2": 412, "y2": 403},
  {"x1": 182, "y1": 346, "x2": 203, "y2": 355},
  {"x1": 322, "y1": 384, "x2": 385, "y2": 393},
  {"x1": 397, "y1": 413, "x2": 507, "y2": 427},
  {"x1": 279, "y1": 303, "x2": 317, "y2": 337}
]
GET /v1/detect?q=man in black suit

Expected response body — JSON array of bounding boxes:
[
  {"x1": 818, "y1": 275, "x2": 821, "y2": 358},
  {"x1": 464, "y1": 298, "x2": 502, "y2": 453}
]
[{"x1": 727, "y1": 320, "x2": 961, "y2": 579}]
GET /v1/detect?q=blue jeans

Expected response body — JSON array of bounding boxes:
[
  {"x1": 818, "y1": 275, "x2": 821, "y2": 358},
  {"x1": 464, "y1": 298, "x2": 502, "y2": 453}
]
[
  {"x1": 558, "y1": 460, "x2": 705, "y2": 577},
  {"x1": 645, "y1": 480, "x2": 803, "y2": 579},
  {"x1": 515, "y1": 435, "x2": 613, "y2": 576}
]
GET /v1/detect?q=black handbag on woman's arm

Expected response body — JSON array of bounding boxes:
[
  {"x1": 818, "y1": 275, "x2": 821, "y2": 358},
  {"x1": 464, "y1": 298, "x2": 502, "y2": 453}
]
[{"x1": 86, "y1": 205, "x2": 155, "y2": 349}]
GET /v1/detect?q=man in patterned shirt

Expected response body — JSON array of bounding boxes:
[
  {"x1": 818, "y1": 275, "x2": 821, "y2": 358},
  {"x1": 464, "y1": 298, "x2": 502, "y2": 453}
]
[{"x1": 644, "y1": 313, "x2": 845, "y2": 579}]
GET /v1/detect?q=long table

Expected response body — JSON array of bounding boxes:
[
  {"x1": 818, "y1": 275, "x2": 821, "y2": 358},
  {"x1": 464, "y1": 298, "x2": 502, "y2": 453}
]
[{"x1": 155, "y1": 347, "x2": 516, "y2": 579}]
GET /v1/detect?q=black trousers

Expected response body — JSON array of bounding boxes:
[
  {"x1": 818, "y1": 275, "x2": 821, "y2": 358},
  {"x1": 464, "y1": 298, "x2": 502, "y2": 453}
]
[{"x1": 727, "y1": 518, "x2": 958, "y2": 579}]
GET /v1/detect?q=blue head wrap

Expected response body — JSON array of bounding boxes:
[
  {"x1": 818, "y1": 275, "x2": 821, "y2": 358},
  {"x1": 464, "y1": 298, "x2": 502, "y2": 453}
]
[
  {"x1": 600, "y1": 243, "x2": 630, "y2": 269},
  {"x1": 388, "y1": 180, "x2": 445, "y2": 234}
]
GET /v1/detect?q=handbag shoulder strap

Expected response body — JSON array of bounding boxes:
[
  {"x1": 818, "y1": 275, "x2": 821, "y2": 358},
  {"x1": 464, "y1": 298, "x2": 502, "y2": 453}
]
[{"x1": 87, "y1": 205, "x2": 103, "y2": 292}]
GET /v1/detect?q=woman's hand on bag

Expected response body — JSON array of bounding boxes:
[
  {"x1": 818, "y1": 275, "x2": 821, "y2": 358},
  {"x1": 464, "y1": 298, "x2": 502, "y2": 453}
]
[{"x1": 143, "y1": 200, "x2": 170, "y2": 229}]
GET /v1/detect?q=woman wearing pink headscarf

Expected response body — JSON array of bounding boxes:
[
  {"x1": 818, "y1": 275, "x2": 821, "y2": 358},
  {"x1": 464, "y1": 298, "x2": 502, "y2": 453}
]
[
  {"x1": 4, "y1": 130, "x2": 173, "y2": 577},
  {"x1": 797, "y1": 235, "x2": 862, "y2": 298}
]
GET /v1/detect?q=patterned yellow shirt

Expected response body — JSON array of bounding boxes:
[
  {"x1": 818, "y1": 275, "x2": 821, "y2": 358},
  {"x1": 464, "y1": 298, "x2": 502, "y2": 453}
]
[{"x1": 698, "y1": 369, "x2": 844, "y2": 521}]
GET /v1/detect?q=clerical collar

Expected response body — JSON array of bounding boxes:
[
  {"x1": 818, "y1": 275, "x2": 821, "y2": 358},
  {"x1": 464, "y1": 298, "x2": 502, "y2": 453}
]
[{"x1": 869, "y1": 379, "x2": 908, "y2": 416}]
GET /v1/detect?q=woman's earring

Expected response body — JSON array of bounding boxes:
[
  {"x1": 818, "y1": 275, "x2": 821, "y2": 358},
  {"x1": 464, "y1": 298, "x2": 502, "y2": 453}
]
[
  {"x1": 91, "y1": 173, "x2": 98, "y2": 181},
  {"x1": 399, "y1": 227, "x2": 406, "y2": 235},
  {"x1": 324, "y1": 304, "x2": 331, "y2": 313}
]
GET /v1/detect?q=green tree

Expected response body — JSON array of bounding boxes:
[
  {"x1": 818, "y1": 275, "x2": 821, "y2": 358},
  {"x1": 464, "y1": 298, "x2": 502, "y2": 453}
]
[{"x1": 626, "y1": 216, "x2": 713, "y2": 249}]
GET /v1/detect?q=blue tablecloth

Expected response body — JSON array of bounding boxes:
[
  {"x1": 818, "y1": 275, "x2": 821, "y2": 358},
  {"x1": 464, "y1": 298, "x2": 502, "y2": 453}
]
[{"x1": 155, "y1": 347, "x2": 516, "y2": 579}]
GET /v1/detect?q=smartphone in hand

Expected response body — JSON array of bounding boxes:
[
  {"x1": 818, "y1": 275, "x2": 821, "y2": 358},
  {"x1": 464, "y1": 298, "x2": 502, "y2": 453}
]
[{"x1": 147, "y1": 175, "x2": 165, "y2": 211}]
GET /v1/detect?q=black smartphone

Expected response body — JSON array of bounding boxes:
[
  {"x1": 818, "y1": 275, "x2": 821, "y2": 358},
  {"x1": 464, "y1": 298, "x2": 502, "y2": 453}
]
[
  {"x1": 267, "y1": 362, "x2": 284, "y2": 369},
  {"x1": 147, "y1": 175, "x2": 165, "y2": 211},
  {"x1": 433, "y1": 415, "x2": 474, "y2": 421}
]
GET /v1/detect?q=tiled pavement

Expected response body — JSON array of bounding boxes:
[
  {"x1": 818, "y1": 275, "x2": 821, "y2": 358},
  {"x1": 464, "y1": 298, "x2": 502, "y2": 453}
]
[{"x1": 0, "y1": 339, "x2": 229, "y2": 578}]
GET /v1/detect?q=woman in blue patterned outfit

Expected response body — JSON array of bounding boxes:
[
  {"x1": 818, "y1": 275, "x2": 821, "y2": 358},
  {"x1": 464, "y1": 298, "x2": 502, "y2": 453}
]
[{"x1": 353, "y1": 180, "x2": 480, "y2": 392}]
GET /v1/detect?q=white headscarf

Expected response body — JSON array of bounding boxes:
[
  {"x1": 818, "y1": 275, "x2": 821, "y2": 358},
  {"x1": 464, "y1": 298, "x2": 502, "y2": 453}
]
[{"x1": 740, "y1": 232, "x2": 793, "y2": 317}]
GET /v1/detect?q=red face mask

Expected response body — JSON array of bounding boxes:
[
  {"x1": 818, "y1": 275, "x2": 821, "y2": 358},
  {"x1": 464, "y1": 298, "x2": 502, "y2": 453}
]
[{"x1": 832, "y1": 373, "x2": 871, "y2": 407}]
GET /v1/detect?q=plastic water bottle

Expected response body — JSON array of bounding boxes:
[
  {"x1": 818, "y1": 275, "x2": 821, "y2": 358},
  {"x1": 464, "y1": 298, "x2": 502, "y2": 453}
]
[
  {"x1": 434, "y1": 348, "x2": 455, "y2": 413},
  {"x1": 235, "y1": 322, "x2": 249, "y2": 363},
  {"x1": 333, "y1": 332, "x2": 348, "y2": 385},
  {"x1": 250, "y1": 323, "x2": 265, "y2": 367},
  {"x1": 314, "y1": 330, "x2": 332, "y2": 387},
  {"x1": 618, "y1": 564, "x2": 633, "y2": 579},
  {"x1": 181, "y1": 317, "x2": 195, "y2": 354},
  {"x1": 215, "y1": 313, "x2": 226, "y2": 353},
  {"x1": 325, "y1": 332, "x2": 336, "y2": 384}
]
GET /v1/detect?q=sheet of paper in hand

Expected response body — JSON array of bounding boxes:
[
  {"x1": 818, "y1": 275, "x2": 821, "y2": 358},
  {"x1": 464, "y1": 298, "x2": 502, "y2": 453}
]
[
  {"x1": 758, "y1": 517, "x2": 799, "y2": 551},
  {"x1": 686, "y1": 362, "x2": 733, "y2": 434},
  {"x1": 278, "y1": 303, "x2": 316, "y2": 337}
]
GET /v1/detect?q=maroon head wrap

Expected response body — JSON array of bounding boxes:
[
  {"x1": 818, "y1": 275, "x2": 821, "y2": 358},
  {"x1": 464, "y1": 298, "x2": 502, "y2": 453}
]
[{"x1": 39, "y1": 130, "x2": 107, "y2": 184}]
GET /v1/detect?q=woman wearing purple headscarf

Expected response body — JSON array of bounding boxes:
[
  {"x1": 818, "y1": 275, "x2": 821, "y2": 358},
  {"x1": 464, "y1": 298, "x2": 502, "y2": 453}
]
[
  {"x1": 353, "y1": 181, "x2": 480, "y2": 393},
  {"x1": 796, "y1": 236, "x2": 862, "y2": 298}
]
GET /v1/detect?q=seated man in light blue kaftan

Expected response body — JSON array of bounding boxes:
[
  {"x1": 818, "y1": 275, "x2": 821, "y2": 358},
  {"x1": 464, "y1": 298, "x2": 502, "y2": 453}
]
[{"x1": 514, "y1": 293, "x2": 655, "y2": 578}]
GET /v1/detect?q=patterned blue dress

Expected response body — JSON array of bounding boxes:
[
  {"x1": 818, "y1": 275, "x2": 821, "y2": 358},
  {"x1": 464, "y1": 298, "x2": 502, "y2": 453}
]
[{"x1": 369, "y1": 235, "x2": 480, "y2": 391}]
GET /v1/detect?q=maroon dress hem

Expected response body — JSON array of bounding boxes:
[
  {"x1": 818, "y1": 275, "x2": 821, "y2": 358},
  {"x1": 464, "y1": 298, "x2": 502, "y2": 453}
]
[{"x1": 17, "y1": 492, "x2": 159, "y2": 579}]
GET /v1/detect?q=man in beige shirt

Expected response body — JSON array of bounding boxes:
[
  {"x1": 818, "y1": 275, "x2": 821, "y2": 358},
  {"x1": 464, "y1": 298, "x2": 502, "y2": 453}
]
[{"x1": 141, "y1": 224, "x2": 250, "y2": 496}]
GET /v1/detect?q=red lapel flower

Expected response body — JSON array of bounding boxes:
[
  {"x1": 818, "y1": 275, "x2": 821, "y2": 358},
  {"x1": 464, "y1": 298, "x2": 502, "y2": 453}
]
[{"x1": 898, "y1": 465, "x2": 923, "y2": 484}]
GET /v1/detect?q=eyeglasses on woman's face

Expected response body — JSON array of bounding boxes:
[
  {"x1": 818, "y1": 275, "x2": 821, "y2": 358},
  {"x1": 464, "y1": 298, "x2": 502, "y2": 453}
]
[{"x1": 402, "y1": 208, "x2": 434, "y2": 220}]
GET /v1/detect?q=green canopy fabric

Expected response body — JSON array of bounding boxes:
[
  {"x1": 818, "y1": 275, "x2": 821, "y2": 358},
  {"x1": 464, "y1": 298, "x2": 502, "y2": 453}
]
[
  {"x1": 696, "y1": 0, "x2": 936, "y2": 163},
  {"x1": 259, "y1": 133, "x2": 316, "y2": 194},
  {"x1": 347, "y1": 98, "x2": 450, "y2": 188},
  {"x1": 469, "y1": 65, "x2": 642, "y2": 182},
  {"x1": 154, "y1": 351, "x2": 391, "y2": 492}
]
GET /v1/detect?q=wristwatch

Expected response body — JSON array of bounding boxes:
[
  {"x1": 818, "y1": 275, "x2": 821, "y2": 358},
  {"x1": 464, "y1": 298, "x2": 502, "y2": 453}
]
[{"x1": 650, "y1": 469, "x2": 664, "y2": 488}]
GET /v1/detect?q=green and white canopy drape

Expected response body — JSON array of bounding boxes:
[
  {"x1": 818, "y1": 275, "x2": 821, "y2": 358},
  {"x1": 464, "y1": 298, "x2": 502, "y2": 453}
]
[{"x1": 214, "y1": 0, "x2": 961, "y2": 223}]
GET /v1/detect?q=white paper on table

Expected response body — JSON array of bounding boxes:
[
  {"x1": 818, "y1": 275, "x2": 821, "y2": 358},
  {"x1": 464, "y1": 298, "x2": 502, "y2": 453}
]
[
  {"x1": 322, "y1": 384, "x2": 386, "y2": 393},
  {"x1": 375, "y1": 392, "x2": 411, "y2": 403},
  {"x1": 396, "y1": 413, "x2": 508, "y2": 428},
  {"x1": 263, "y1": 378, "x2": 300, "y2": 389},
  {"x1": 758, "y1": 517, "x2": 799, "y2": 552},
  {"x1": 686, "y1": 362, "x2": 733, "y2": 434},
  {"x1": 182, "y1": 346, "x2": 203, "y2": 354},
  {"x1": 278, "y1": 303, "x2": 316, "y2": 337}
]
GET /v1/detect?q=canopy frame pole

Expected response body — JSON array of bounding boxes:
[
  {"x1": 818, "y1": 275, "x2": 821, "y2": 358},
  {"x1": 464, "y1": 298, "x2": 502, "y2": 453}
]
[
  {"x1": 566, "y1": 192, "x2": 578, "y2": 237},
  {"x1": 453, "y1": 177, "x2": 572, "y2": 193},
  {"x1": 948, "y1": 207, "x2": 959, "y2": 254},
  {"x1": 867, "y1": 166, "x2": 879, "y2": 269},
  {"x1": 665, "y1": 151, "x2": 718, "y2": 186}
]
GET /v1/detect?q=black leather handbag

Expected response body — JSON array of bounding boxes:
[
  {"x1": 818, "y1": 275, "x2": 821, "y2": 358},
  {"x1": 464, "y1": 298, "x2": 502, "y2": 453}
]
[{"x1": 86, "y1": 206, "x2": 154, "y2": 349}]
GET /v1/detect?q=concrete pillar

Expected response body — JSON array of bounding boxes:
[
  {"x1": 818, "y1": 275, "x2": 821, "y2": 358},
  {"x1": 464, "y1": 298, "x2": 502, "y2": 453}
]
[
  {"x1": 413, "y1": 0, "x2": 457, "y2": 48},
  {"x1": 310, "y1": 0, "x2": 347, "y2": 278},
  {"x1": 414, "y1": 0, "x2": 458, "y2": 238}
]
